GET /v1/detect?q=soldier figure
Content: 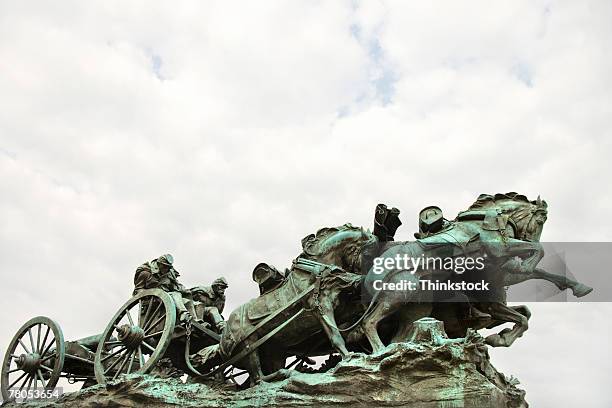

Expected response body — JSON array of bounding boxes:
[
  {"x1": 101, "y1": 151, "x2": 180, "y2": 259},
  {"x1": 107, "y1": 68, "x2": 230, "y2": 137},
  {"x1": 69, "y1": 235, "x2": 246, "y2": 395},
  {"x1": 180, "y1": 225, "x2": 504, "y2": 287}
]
[
  {"x1": 414, "y1": 206, "x2": 447, "y2": 239},
  {"x1": 133, "y1": 254, "x2": 197, "y2": 323},
  {"x1": 191, "y1": 277, "x2": 228, "y2": 332},
  {"x1": 413, "y1": 206, "x2": 491, "y2": 322},
  {"x1": 373, "y1": 203, "x2": 402, "y2": 242}
]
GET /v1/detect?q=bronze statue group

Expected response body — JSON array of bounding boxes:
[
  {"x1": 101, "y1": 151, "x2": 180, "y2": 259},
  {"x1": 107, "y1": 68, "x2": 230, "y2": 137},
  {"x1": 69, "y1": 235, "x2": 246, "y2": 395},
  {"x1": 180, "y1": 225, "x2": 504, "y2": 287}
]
[{"x1": 131, "y1": 193, "x2": 593, "y2": 386}]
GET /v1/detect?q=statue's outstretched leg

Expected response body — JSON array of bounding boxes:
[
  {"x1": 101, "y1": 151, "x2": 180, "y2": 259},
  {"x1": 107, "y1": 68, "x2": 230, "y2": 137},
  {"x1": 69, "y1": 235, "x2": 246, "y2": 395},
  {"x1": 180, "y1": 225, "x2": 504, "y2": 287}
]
[
  {"x1": 484, "y1": 303, "x2": 529, "y2": 347},
  {"x1": 316, "y1": 297, "x2": 350, "y2": 358},
  {"x1": 361, "y1": 299, "x2": 400, "y2": 354},
  {"x1": 524, "y1": 268, "x2": 592, "y2": 297},
  {"x1": 502, "y1": 259, "x2": 593, "y2": 298},
  {"x1": 246, "y1": 349, "x2": 264, "y2": 386}
]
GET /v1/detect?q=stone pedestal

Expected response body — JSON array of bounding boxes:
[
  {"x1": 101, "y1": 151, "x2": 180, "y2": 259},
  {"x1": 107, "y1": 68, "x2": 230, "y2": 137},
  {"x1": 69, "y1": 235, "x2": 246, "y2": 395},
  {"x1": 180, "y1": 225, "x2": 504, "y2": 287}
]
[{"x1": 8, "y1": 318, "x2": 527, "y2": 408}]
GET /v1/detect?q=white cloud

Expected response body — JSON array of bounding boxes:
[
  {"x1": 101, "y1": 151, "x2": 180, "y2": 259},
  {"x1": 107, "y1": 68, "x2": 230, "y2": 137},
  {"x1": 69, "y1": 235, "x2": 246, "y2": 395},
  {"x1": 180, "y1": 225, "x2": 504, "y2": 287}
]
[{"x1": 1, "y1": 1, "x2": 610, "y2": 405}]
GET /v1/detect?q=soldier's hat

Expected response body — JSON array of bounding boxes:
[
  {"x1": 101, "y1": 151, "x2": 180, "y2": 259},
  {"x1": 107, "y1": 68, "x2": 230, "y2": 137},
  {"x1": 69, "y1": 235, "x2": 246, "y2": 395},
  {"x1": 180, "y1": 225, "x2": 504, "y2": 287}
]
[
  {"x1": 157, "y1": 254, "x2": 174, "y2": 266},
  {"x1": 212, "y1": 277, "x2": 228, "y2": 288},
  {"x1": 419, "y1": 206, "x2": 444, "y2": 233},
  {"x1": 155, "y1": 254, "x2": 180, "y2": 275}
]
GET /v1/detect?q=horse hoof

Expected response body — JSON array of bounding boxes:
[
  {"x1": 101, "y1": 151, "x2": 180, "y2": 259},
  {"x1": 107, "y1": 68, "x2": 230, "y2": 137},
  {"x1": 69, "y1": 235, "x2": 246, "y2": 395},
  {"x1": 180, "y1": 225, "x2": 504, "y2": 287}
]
[
  {"x1": 572, "y1": 284, "x2": 593, "y2": 298},
  {"x1": 485, "y1": 334, "x2": 505, "y2": 347},
  {"x1": 340, "y1": 351, "x2": 355, "y2": 360}
]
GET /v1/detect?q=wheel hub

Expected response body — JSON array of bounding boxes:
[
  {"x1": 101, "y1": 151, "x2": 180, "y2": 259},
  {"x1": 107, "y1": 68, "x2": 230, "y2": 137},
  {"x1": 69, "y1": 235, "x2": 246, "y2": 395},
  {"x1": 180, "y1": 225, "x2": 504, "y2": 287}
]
[
  {"x1": 16, "y1": 352, "x2": 42, "y2": 374},
  {"x1": 116, "y1": 324, "x2": 145, "y2": 349}
]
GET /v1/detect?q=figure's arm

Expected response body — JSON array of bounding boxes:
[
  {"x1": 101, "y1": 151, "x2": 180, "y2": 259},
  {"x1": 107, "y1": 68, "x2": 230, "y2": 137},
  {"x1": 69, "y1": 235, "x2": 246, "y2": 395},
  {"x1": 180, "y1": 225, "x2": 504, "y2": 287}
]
[
  {"x1": 178, "y1": 282, "x2": 191, "y2": 296},
  {"x1": 188, "y1": 286, "x2": 208, "y2": 302},
  {"x1": 189, "y1": 286, "x2": 206, "y2": 294},
  {"x1": 217, "y1": 299, "x2": 225, "y2": 314},
  {"x1": 133, "y1": 269, "x2": 153, "y2": 295}
]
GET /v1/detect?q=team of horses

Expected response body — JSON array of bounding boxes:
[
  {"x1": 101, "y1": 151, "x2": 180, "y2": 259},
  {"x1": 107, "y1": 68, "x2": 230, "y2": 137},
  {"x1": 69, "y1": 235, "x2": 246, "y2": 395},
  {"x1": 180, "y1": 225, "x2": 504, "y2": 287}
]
[{"x1": 197, "y1": 193, "x2": 592, "y2": 385}]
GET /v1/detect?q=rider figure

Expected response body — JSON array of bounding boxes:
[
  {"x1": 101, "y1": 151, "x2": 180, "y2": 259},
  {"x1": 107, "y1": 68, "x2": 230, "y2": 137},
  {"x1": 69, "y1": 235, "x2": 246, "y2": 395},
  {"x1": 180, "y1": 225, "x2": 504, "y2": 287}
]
[
  {"x1": 133, "y1": 254, "x2": 197, "y2": 323},
  {"x1": 414, "y1": 206, "x2": 491, "y2": 322},
  {"x1": 191, "y1": 277, "x2": 228, "y2": 332},
  {"x1": 373, "y1": 203, "x2": 402, "y2": 242}
]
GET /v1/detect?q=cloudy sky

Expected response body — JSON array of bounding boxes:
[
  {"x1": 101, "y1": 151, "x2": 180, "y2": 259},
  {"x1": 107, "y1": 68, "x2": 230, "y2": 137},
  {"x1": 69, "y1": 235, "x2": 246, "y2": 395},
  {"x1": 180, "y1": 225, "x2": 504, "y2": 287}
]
[{"x1": 1, "y1": 1, "x2": 611, "y2": 406}]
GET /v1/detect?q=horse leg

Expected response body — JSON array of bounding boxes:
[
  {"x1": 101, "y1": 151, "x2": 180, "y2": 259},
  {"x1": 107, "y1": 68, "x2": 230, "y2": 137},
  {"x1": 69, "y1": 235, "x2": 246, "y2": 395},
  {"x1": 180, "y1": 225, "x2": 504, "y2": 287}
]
[
  {"x1": 484, "y1": 303, "x2": 529, "y2": 347},
  {"x1": 512, "y1": 304, "x2": 531, "y2": 320},
  {"x1": 316, "y1": 296, "x2": 350, "y2": 358},
  {"x1": 391, "y1": 303, "x2": 432, "y2": 343},
  {"x1": 261, "y1": 350, "x2": 286, "y2": 374},
  {"x1": 484, "y1": 238, "x2": 544, "y2": 273},
  {"x1": 361, "y1": 298, "x2": 401, "y2": 354},
  {"x1": 504, "y1": 264, "x2": 593, "y2": 298},
  {"x1": 487, "y1": 304, "x2": 531, "y2": 327},
  {"x1": 245, "y1": 348, "x2": 264, "y2": 386},
  {"x1": 259, "y1": 354, "x2": 292, "y2": 383}
]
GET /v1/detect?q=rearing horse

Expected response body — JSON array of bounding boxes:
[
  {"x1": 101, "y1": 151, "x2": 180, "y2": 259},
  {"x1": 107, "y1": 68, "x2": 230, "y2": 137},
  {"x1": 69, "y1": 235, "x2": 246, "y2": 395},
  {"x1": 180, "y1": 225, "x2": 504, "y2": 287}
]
[
  {"x1": 358, "y1": 193, "x2": 592, "y2": 352},
  {"x1": 193, "y1": 224, "x2": 373, "y2": 386},
  {"x1": 300, "y1": 194, "x2": 592, "y2": 353}
]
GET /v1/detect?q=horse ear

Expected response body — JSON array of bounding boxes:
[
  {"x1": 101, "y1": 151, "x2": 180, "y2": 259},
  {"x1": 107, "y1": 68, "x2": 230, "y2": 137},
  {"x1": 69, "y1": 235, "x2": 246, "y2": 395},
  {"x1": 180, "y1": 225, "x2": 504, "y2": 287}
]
[
  {"x1": 360, "y1": 227, "x2": 368, "y2": 239},
  {"x1": 535, "y1": 195, "x2": 548, "y2": 209}
]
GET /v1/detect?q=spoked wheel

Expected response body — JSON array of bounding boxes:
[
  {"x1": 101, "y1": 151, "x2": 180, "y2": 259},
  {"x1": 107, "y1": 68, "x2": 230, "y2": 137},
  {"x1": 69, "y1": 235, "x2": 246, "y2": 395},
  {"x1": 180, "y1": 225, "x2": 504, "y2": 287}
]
[
  {"x1": 94, "y1": 289, "x2": 176, "y2": 384},
  {"x1": 1, "y1": 317, "x2": 65, "y2": 402}
]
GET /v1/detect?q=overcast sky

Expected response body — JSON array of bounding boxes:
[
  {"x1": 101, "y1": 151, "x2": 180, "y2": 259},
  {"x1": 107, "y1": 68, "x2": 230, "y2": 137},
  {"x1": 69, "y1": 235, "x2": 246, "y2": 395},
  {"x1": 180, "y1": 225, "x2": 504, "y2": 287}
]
[{"x1": 1, "y1": 1, "x2": 611, "y2": 406}]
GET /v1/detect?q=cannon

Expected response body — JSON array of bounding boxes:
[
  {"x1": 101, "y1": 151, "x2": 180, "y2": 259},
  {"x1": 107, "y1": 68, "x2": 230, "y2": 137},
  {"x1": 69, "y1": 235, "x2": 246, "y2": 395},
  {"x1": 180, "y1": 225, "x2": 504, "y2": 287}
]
[{"x1": 1, "y1": 289, "x2": 223, "y2": 403}]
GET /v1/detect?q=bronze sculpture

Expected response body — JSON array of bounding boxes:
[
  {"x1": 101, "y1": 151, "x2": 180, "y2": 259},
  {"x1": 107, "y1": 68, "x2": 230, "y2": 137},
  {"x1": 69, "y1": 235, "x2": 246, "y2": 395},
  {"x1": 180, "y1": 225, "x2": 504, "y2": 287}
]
[
  {"x1": 133, "y1": 254, "x2": 197, "y2": 323},
  {"x1": 0, "y1": 193, "x2": 594, "y2": 406},
  {"x1": 191, "y1": 277, "x2": 229, "y2": 332}
]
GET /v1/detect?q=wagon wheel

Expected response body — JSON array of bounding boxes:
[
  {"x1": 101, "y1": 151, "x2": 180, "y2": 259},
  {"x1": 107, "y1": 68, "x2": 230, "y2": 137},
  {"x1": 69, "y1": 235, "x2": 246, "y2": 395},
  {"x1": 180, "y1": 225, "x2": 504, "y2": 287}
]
[
  {"x1": 1, "y1": 316, "x2": 65, "y2": 402},
  {"x1": 94, "y1": 289, "x2": 176, "y2": 384}
]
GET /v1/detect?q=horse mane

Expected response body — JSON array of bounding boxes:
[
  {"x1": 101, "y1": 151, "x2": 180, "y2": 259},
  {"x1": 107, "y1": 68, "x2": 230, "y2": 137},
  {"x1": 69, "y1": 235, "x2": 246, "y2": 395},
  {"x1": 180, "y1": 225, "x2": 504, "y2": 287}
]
[
  {"x1": 465, "y1": 192, "x2": 548, "y2": 238},
  {"x1": 301, "y1": 223, "x2": 369, "y2": 257},
  {"x1": 467, "y1": 192, "x2": 547, "y2": 211}
]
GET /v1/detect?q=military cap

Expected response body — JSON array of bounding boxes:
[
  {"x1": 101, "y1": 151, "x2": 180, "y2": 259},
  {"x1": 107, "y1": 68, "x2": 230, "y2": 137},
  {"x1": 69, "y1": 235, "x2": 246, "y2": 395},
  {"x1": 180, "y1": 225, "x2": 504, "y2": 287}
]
[
  {"x1": 212, "y1": 277, "x2": 228, "y2": 288},
  {"x1": 157, "y1": 254, "x2": 174, "y2": 266}
]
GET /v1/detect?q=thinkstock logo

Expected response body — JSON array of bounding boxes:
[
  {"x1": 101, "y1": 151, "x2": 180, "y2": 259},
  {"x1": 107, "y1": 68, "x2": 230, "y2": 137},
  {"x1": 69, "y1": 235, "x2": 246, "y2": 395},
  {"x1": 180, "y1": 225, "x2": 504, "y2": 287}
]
[
  {"x1": 369, "y1": 253, "x2": 491, "y2": 297},
  {"x1": 360, "y1": 242, "x2": 606, "y2": 303}
]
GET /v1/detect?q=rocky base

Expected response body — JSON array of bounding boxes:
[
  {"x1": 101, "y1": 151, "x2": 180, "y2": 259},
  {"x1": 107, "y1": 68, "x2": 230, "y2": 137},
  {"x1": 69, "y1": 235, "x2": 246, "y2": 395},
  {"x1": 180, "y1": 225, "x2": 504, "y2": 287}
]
[{"x1": 5, "y1": 319, "x2": 527, "y2": 407}]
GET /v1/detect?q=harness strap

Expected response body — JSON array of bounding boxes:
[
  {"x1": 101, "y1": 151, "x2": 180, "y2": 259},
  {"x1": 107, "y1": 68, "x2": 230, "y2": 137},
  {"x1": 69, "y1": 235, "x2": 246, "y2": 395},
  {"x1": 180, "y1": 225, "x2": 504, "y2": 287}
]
[{"x1": 312, "y1": 266, "x2": 330, "y2": 314}]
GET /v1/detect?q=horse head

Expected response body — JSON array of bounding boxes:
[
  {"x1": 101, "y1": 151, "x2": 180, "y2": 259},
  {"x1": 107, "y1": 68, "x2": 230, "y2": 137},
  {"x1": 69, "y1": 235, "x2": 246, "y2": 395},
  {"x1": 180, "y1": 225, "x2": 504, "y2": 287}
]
[
  {"x1": 299, "y1": 223, "x2": 378, "y2": 273},
  {"x1": 467, "y1": 192, "x2": 548, "y2": 242}
]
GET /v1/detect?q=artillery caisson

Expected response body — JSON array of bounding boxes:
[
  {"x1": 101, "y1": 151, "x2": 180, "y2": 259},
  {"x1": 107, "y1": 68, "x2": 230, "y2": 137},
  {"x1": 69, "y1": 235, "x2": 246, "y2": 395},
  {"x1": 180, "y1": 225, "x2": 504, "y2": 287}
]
[
  {"x1": 1, "y1": 289, "x2": 225, "y2": 403},
  {"x1": 1, "y1": 317, "x2": 65, "y2": 402}
]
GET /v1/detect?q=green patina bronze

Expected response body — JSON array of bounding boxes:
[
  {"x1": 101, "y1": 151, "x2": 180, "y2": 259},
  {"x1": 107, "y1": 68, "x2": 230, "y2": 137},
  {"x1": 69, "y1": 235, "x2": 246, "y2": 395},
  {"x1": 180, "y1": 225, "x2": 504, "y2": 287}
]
[{"x1": 1, "y1": 193, "x2": 594, "y2": 407}]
